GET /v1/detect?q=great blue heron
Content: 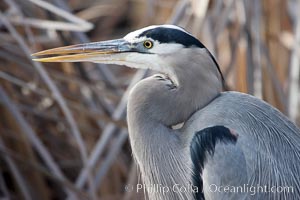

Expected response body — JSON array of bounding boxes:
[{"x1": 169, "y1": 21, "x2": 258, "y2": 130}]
[{"x1": 33, "y1": 25, "x2": 300, "y2": 200}]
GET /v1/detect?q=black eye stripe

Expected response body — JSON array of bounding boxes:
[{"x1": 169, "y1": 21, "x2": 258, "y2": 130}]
[{"x1": 138, "y1": 27, "x2": 205, "y2": 48}]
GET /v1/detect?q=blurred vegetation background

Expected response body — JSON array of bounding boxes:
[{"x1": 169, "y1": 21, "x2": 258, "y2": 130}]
[{"x1": 0, "y1": 0, "x2": 299, "y2": 199}]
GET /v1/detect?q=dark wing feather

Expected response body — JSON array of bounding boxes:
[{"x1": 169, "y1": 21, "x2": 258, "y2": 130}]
[{"x1": 190, "y1": 126, "x2": 238, "y2": 200}]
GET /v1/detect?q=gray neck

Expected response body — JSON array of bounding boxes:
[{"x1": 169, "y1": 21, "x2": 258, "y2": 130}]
[{"x1": 127, "y1": 48, "x2": 222, "y2": 200}]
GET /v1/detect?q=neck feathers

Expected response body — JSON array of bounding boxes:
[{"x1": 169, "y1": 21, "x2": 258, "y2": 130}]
[
  {"x1": 126, "y1": 47, "x2": 223, "y2": 200},
  {"x1": 171, "y1": 48, "x2": 223, "y2": 111},
  {"x1": 129, "y1": 121, "x2": 196, "y2": 200}
]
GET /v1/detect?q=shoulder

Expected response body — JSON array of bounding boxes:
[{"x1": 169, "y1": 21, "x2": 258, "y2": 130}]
[{"x1": 184, "y1": 91, "x2": 298, "y2": 131}]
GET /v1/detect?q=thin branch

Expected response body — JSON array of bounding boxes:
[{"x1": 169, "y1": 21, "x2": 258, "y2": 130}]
[
  {"x1": 0, "y1": 84, "x2": 76, "y2": 198},
  {"x1": 287, "y1": 1, "x2": 300, "y2": 121},
  {"x1": 167, "y1": 0, "x2": 188, "y2": 24},
  {"x1": 73, "y1": 69, "x2": 148, "y2": 190},
  {"x1": 7, "y1": 17, "x2": 93, "y2": 32},
  {"x1": 0, "y1": 141, "x2": 89, "y2": 199},
  {"x1": 27, "y1": 0, "x2": 93, "y2": 32},
  {"x1": 260, "y1": 43, "x2": 287, "y2": 113},
  {"x1": 0, "y1": 13, "x2": 92, "y2": 198},
  {"x1": 0, "y1": 138, "x2": 31, "y2": 200},
  {"x1": 94, "y1": 129, "x2": 128, "y2": 187},
  {"x1": 0, "y1": 170, "x2": 11, "y2": 199},
  {"x1": 252, "y1": 0, "x2": 262, "y2": 98}
]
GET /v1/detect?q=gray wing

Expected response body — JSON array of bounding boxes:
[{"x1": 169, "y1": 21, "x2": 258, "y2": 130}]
[{"x1": 185, "y1": 91, "x2": 300, "y2": 200}]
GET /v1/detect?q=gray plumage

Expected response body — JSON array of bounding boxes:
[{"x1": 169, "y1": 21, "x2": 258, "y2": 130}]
[
  {"x1": 185, "y1": 92, "x2": 300, "y2": 200},
  {"x1": 127, "y1": 71, "x2": 300, "y2": 200},
  {"x1": 33, "y1": 25, "x2": 300, "y2": 200}
]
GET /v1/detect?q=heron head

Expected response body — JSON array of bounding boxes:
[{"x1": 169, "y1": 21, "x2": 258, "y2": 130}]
[{"x1": 32, "y1": 25, "x2": 222, "y2": 83}]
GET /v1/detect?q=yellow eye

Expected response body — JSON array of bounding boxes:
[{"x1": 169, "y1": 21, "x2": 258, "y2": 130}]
[{"x1": 143, "y1": 40, "x2": 153, "y2": 49}]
